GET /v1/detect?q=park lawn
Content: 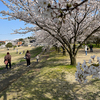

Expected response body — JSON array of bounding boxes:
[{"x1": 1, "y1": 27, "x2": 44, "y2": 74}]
[
  {"x1": 0, "y1": 48, "x2": 100, "y2": 100},
  {"x1": 0, "y1": 46, "x2": 34, "y2": 68}
]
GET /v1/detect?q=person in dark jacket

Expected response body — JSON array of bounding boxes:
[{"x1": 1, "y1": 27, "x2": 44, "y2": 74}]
[
  {"x1": 89, "y1": 44, "x2": 93, "y2": 52},
  {"x1": 4, "y1": 52, "x2": 11, "y2": 69},
  {"x1": 25, "y1": 50, "x2": 31, "y2": 67}
]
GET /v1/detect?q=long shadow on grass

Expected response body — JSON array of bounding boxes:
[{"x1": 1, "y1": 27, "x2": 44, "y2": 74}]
[
  {"x1": 0, "y1": 49, "x2": 100, "y2": 99},
  {"x1": 35, "y1": 57, "x2": 70, "y2": 69},
  {"x1": 0, "y1": 61, "x2": 31, "y2": 95},
  {"x1": 1, "y1": 70, "x2": 100, "y2": 100},
  {"x1": 0, "y1": 71, "x2": 79, "y2": 100},
  {"x1": 75, "y1": 79, "x2": 100, "y2": 100}
]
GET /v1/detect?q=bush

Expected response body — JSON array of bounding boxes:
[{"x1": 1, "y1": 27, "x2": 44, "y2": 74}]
[{"x1": 6, "y1": 42, "x2": 13, "y2": 48}]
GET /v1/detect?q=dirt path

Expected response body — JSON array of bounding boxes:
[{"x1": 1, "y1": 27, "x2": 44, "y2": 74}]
[{"x1": 76, "y1": 48, "x2": 100, "y2": 63}]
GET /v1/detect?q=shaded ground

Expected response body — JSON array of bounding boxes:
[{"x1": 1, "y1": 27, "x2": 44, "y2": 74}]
[
  {"x1": 0, "y1": 52, "x2": 49, "y2": 92},
  {"x1": 0, "y1": 48, "x2": 100, "y2": 100}
]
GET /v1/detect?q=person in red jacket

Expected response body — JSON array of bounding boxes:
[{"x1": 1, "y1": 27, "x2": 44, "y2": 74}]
[
  {"x1": 25, "y1": 50, "x2": 31, "y2": 67},
  {"x1": 4, "y1": 52, "x2": 11, "y2": 69}
]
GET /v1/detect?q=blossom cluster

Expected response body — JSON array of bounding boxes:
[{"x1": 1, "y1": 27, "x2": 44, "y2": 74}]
[
  {"x1": 75, "y1": 55, "x2": 100, "y2": 83},
  {"x1": 33, "y1": 0, "x2": 90, "y2": 22}
]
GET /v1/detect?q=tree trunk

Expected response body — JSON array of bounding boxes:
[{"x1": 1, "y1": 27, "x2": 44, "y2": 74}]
[
  {"x1": 55, "y1": 46, "x2": 58, "y2": 51},
  {"x1": 63, "y1": 50, "x2": 66, "y2": 56},
  {"x1": 69, "y1": 54, "x2": 76, "y2": 66},
  {"x1": 61, "y1": 46, "x2": 66, "y2": 56},
  {"x1": 58, "y1": 47, "x2": 60, "y2": 53}
]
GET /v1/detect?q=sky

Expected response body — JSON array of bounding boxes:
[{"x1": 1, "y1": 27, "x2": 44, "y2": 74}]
[{"x1": 0, "y1": 0, "x2": 34, "y2": 41}]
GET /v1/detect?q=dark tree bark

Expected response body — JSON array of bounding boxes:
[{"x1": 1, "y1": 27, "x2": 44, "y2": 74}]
[
  {"x1": 61, "y1": 46, "x2": 66, "y2": 56},
  {"x1": 69, "y1": 53, "x2": 76, "y2": 66}
]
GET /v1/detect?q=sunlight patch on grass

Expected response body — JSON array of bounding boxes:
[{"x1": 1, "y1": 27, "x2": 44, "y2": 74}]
[
  {"x1": 1, "y1": 48, "x2": 100, "y2": 100},
  {"x1": 20, "y1": 59, "x2": 26, "y2": 62}
]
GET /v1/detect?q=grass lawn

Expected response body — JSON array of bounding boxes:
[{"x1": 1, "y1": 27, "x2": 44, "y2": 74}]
[
  {"x1": 0, "y1": 46, "x2": 43, "y2": 70},
  {"x1": 0, "y1": 48, "x2": 100, "y2": 100},
  {"x1": 0, "y1": 46, "x2": 35, "y2": 68}
]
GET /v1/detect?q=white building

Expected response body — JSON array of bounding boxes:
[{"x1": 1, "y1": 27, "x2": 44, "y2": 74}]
[{"x1": 5, "y1": 40, "x2": 12, "y2": 45}]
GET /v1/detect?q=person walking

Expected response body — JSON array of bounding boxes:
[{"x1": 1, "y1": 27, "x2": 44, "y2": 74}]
[
  {"x1": 85, "y1": 45, "x2": 88, "y2": 55},
  {"x1": 36, "y1": 55, "x2": 39, "y2": 63},
  {"x1": 89, "y1": 44, "x2": 93, "y2": 52},
  {"x1": 23, "y1": 50, "x2": 25, "y2": 54},
  {"x1": 4, "y1": 52, "x2": 11, "y2": 69},
  {"x1": 16, "y1": 49, "x2": 18, "y2": 54},
  {"x1": 25, "y1": 50, "x2": 31, "y2": 67}
]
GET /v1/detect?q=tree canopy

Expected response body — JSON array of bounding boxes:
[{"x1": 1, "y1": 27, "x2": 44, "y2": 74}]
[
  {"x1": 6, "y1": 42, "x2": 13, "y2": 48},
  {"x1": 0, "y1": 0, "x2": 100, "y2": 65}
]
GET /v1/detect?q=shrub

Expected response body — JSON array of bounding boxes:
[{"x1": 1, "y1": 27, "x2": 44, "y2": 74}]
[{"x1": 6, "y1": 42, "x2": 13, "y2": 48}]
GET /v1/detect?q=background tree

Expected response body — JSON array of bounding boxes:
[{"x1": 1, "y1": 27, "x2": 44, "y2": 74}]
[
  {"x1": 27, "y1": 37, "x2": 34, "y2": 39},
  {"x1": 6, "y1": 42, "x2": 13, "y2": 48},
  {"x1": 18, "y1": 38, "x2": 25, "y2": 45},
  {"x1": 94, "y1": 37, "x2": 100, "y2": 47},
  {"x1": 19, "y1": 38, "x2": 24, "y2": 41},
  {"x1": 24, "y1": 38, "x2": 29, "y2": 46},
  {"x1": 34, "y1": 30, "x2": 64, "y2": 54},
  {"x1": 0, "y1": 0, "x2": 100, "y2": 66},
  {"x1": 85, "y1": 33, "x2": 100, "y2": 47}
]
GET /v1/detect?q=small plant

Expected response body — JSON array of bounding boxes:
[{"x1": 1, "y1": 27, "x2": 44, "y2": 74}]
[
  {"x1": 12, "y1": 63, "x2": 16, "y2": 66},
  {"x1": 20, "y1": 59, "x2": 26, "y2": 62},
  {"x1": 0, "y1": 67, "x2": 5, "y2": 70}
]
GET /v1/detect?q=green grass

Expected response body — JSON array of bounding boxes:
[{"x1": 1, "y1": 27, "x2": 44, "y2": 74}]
[
  {"x1": 20, "y1": 59, "x2": 26, "y2": 62},
  {"x1": 0, "y1": 47, "x2": 42, "y2": 69},
  {"x1": 30, "y1": 46, "x2": 43, "y2": 57},
  {"x1": 58, "y1": 65, "x2": 75, "y2": 69},
  {"x1": 83, "y1": 44, "x2": 100, "y2": 48},
  {"x1": 0, "y1": 54, "x2": 6, "y2": 58},
  {"x1": 0, "y1": 67, "x2": 5, "y2": 70},
  {"x1": 35, "y1": 48, "x2": 76, "y2": 74},
  {"x1": 12, "y1": 63, "x2": 16, "y2": 66},
  {"x1": 92, "y1": 44, "x2": 100, "y2": 48},
  {"x1": 0, "y1": 47, "x2": 100, "y2": 100}
]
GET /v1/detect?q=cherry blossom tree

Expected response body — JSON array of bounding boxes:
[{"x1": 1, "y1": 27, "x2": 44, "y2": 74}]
[
  {"x1": 86, "y1": 33, "x2": 100, "y2": 47},
  {"x1": 0, "y1": 0, "x2": 100, "y2": 66},
  {"x1": 34, "y1": 30, "x2": 66, "y2": 55},
  {"x1": 75, "y1": 55, "x2": 100, "y2": 83}
]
